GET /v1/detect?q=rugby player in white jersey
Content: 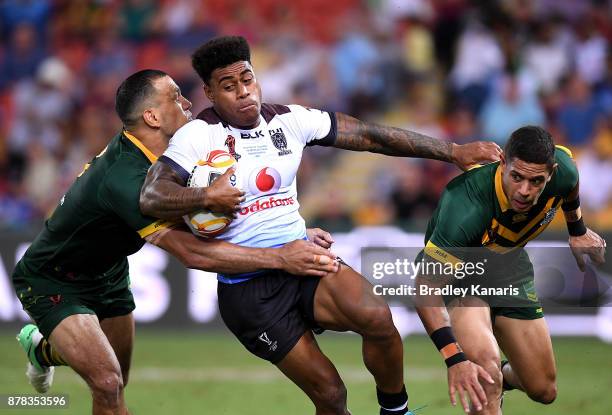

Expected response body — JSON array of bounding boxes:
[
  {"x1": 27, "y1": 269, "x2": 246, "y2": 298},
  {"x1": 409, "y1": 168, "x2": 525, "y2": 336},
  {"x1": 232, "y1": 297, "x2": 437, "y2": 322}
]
[{"x1": 140, "y1": 36, "x2": 502, "y2": 415}]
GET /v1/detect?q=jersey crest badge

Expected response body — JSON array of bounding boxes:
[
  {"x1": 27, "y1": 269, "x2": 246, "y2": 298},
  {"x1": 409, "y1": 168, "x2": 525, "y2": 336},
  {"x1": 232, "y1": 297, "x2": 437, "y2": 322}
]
[
  {"x1": 269, "y1": 128, "x2": 292, "y2": 156},
  {"x1": 225, "y1": 135, "x2": 241, "y2": 160},
  {"x1": 539, "y1": 208, "x2": 557, "y2": 227}
]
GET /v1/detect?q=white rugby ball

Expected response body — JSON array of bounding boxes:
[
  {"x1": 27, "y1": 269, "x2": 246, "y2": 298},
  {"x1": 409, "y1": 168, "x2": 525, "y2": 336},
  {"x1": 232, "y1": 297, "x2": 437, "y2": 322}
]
[{"x1": 184, "y1": 150, "x2": 240, "y2": 238}]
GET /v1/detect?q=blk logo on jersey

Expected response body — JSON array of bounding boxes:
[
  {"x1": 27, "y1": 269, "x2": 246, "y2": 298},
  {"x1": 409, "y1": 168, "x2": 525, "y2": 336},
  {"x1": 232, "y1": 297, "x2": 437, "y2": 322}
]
[
  {"x1": 248, "y1": 167, "x2": 281, "y2": 195},
  {"x1": 225, "y1": 135, "x2": 241, "y2": 160},
  {"x1": 269, "y1": 128, "x2": 292, "y2": 156},
  {"x1": 241, "y1": 131, "x2": 263, "y2": 139}
]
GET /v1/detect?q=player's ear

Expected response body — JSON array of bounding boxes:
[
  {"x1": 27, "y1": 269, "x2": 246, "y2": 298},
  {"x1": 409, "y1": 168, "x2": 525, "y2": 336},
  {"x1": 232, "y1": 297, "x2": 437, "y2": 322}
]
[
  {"x1": 142, "y1": 108, "x2": 160, "y2": 128},
  {"x1": 203, "y1": 83, "x2": 214, "y2": 103},
  {"x1": 547, "y1": 162, "x2": 559, "y2": 182},
  {"x1": 500, "y1": 153, "x2": 506, "y2": 168}
]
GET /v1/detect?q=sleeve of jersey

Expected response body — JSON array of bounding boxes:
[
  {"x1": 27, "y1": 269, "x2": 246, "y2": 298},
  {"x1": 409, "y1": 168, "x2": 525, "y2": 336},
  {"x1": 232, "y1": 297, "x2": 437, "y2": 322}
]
[
  {"x1": 159, "y1": 121, "x2": 211, "y2": 185},
  {"x1": 424, "y1": 188, "x2": 485, "y2": 266},
  {"x1": 287, "y1": 104, "x2": 337, "y2": 147},
  {"x1": 100, "y1": 161, "x2": 180, "y2": 239},
  {"x1": 554, "y1": 145, "x2": 579, "y2": 198}
]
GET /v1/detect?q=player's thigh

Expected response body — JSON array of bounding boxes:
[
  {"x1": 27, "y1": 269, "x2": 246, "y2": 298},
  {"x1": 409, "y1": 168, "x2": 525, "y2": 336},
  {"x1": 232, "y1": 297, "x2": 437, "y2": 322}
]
[
  {"x1": 313, "y1": 264, "x2": 391, "y2": 333},
  {"x1": 493, "y1": 315, "x2": 556, "y2": 390},
  {"x1": 449, "y1": 298, "x2": 500, "y2": 366},
  {"x1": 100, "y1": 313, "x2": 135, "y2": 385},
  {"x1": 277, "y1": 331, "x2": 346, "y2": 407},
  {"x1": 48, "y1": 313, "x2": 123, "y2": 388}
]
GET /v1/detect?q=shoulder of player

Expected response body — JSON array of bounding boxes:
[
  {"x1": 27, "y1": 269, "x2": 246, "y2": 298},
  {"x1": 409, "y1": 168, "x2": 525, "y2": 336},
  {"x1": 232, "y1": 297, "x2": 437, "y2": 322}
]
[
  {"x1": 552, "y1": 145, "x2": 579, "y2": 192},
  {"x1": 440, "y1": 164, "x2": 495, "y2": 222}
]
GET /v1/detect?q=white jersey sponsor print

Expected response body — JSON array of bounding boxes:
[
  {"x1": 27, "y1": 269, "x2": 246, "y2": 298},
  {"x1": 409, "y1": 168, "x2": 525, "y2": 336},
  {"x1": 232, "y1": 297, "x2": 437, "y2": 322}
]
[{"x1": 161, "y1": 104, "x2": 336, "y2": 276}]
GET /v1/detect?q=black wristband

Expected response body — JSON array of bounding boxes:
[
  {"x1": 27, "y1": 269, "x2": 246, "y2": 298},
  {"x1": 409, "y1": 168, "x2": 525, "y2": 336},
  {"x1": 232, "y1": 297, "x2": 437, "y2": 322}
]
[
  {"x1": 430, "y1": 326, "x2": 456, "y2": 350},
  {"x1": 562, "y1": 197, "x2": 580, "y2": 212},
  {"x1": 445, "y1": 352, "x2": 467, "y2": 368},
  {"x1": 567, "y1": 217, "x2": 587, "y2": 237}
]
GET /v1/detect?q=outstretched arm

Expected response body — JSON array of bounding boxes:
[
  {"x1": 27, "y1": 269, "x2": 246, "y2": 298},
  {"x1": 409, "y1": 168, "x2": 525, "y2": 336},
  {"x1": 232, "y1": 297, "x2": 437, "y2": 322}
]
[
  {"x1": 140, "y1": 162, "x2": 244, "y2": 220},
  {"x1": 334, "y1": 113, "x2": 501, "y2": 170},
  {"x1": 145, "y1": 225, "x2": 338, "y2": 277}
]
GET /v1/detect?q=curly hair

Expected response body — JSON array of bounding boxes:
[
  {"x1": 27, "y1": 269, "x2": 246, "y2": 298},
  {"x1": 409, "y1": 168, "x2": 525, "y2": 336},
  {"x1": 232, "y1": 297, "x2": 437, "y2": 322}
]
[{"x1": 191, "y1": 36, "x2": 251, "y2": 84}]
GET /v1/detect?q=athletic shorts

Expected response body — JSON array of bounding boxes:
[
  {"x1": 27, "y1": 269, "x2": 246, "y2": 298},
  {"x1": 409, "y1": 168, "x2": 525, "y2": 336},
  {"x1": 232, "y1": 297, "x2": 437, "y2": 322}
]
[
  {"x1": 423, "y1": 248, "x2": 544, "y2": 321},
  {"x1": 12, "y1": 263, "x2": 135, "y2": 338},
  {"x1": 217, "y1": 270, "x2": 322, "y2": 364}
]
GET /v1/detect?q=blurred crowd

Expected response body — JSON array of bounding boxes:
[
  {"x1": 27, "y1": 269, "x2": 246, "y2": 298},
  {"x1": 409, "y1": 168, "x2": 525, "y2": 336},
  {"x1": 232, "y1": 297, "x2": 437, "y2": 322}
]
[{"x1": 0, "y1": 0, "x2": 611, "y2": 232}]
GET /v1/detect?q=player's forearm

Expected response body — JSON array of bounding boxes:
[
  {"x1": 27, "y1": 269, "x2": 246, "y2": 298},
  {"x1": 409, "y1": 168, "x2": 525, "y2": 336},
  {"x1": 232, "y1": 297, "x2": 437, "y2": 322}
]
[
  {"x1": 414, "y1": 275, "x2": 452, "y2": 334},
  {"x1": 140, "y1": 162, "x2": 206, "y2": 219},
  {"x1": 562, "y1": 183, "x2": 587, "y2": 235},
  {"x1": 334, "y1": 113, "x2": 454, "y2": 161},
  {"x1": 185, "y1": 240, "x2": 281, "y2": 274},
  {"x1": 149, "y1": 226, "x2": 281, "y2": 274}
]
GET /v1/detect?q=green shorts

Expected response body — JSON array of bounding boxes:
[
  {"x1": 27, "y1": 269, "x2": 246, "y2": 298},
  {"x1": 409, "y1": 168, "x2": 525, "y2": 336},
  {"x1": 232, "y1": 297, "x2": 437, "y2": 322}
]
[
  {"x1": 12, "y1": 263, "x2": 135, "y2": 338},
  {"x1": 439, "y1": 251, "x2": 544, "y2": 321}
]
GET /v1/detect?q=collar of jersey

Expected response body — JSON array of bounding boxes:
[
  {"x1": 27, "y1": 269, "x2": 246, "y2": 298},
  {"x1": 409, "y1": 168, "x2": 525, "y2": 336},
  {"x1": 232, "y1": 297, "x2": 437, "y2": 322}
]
[
  {"x1": 122, "y1": 130, "x2": 158, "y2": 164},
  {"x1": 494, "y1": 165, "x2": 511, "y2": 212}
]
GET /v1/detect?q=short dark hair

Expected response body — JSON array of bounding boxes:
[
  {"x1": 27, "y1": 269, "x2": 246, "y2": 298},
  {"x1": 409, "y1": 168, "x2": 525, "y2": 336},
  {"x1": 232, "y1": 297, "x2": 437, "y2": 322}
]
[
  {"x1": 504, "y1": 126, "x2": 556, "y2": 170},
  {"x1": 191, "y1": 36, "x2": 251, "y2": 84},
  {"x1": 115, "y1": 69, "x2": 168, "y2": 127}
]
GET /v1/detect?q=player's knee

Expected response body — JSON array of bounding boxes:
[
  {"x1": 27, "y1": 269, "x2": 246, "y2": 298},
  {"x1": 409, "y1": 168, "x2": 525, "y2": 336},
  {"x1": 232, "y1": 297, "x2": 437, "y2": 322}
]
[
  {"x1": 472, "y1": 357, "x2": 502, "y2": 396},
  {"x1": 359, "y1": 306, "x2": 396, "y2": 339},
  {"x1": 527, "y1": 381, "x2": 557, "y2": 404},
  {"x1": 312, "y1": 377, "x2": 347, "y2": 412},
  {"x1": 89, "y1": 371, "x2": 124, "y2": 406}
]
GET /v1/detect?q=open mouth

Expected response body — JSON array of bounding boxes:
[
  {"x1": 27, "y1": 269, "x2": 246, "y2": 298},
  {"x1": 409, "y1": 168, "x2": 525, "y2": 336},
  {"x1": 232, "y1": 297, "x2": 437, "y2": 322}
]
[{"x1": 513, "y1": 199, "x2": 530, "y2": 210}]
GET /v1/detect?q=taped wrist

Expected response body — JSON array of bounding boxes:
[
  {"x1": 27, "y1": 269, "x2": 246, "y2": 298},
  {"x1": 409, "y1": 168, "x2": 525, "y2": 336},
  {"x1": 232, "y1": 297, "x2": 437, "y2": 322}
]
[{"x1": 430, "y1": 326, "x2": 466, "y2": 368}]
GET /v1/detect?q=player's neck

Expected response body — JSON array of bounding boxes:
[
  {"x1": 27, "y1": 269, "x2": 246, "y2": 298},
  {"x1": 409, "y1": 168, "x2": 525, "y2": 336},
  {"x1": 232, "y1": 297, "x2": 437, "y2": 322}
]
[{"x1": 125, "y1": 127, "x2": 169, "y2": 158}]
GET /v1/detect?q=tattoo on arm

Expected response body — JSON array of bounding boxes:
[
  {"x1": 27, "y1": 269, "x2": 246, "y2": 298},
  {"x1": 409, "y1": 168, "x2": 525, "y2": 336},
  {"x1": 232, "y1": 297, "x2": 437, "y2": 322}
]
[
  {"x1": 139, "y1": 162, "x2": 206, "y2": 220},
  {"x1": 334, "y1": 112, "x2": 453, "y2": 161}
]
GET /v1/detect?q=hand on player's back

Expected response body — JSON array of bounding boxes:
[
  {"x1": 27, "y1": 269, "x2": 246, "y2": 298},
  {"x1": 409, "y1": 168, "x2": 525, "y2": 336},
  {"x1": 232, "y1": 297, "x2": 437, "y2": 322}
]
[
  {"x1": 569, "y1": 228, "x2": 607, "y2": 271},
  {"x1": 204, "y1": 168, "x2": 246, "y2": 217},
  {"x1": 447, "y1": 360, "x2": 494, "y2": 413},
  {"x1": 452, "y1": 141, "x2": 502, "y2": 171},
  {"x1": 278, "y1": 240, "x2": 339, "y2": 277}
]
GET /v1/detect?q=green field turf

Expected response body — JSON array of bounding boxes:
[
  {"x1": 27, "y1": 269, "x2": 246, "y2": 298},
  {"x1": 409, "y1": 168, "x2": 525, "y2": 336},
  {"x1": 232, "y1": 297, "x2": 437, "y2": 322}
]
[{"x1": 0, "y1": 330, "x2": 611, "y2": 414}]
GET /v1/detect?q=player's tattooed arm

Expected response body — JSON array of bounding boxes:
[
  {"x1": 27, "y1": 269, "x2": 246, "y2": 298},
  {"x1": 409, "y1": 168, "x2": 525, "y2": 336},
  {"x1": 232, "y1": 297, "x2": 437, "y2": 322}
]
[
  {"x1": 140, "y1": 162, "x2": 244, "y2": 220},
  {"x1": 334, "y1": 113, "x2": 501, "y2": 170},
  {"x1": 140, "y1": 162, "x2": 207, "y2": 220}
]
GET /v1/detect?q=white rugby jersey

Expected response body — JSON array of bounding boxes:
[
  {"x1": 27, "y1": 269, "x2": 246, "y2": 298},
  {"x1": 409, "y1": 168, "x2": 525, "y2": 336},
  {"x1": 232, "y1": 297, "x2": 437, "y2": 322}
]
[{"x1": 160, "y1": 104, "x2": 337, "y2": 282}]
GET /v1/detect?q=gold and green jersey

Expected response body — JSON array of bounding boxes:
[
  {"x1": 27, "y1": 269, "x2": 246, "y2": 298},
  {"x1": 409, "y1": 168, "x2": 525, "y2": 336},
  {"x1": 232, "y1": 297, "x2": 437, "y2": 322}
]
[
  {"x1": 15, "y1": 131, "x2": 176, "y2": 282},
  {"x1": 424, "y1": 146, "x2": 578, "y2": 264}
]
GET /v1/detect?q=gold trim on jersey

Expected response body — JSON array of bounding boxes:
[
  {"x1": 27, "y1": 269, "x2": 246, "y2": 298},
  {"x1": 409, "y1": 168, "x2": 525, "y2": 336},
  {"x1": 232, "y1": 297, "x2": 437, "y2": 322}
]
[
  {"x1": 424, "y1": 240, "x2": 463, "y2": 266},
  {"x1": 555, "y1": 145, "x2": 573, "y2": 158},
  {"x1": 482, "y1": 198, "x2": 562, "y2": 253},
  {"x1": 494, "y1": 166, "x2": 511, "y2": 212},
  {"x1": 138, "y1": 219, "x2": 180, "y2": 239},
  {"x1": 491, "y1": 198, "x2": 556, "y2": 243},
  {"x1": 123, "y1": 130, "x2": 158, "y2": 163}
]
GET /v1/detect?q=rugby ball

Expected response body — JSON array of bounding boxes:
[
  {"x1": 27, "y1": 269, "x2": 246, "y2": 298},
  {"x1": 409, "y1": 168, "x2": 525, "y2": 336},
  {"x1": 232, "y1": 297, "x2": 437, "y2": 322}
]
[{"x1": 183, "y1": 150, "x2": 240, "y2": 237}]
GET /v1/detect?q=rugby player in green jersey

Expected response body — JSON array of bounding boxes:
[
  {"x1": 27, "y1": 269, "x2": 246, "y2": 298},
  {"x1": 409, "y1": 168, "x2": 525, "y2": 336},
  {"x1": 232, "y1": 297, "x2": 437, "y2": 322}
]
[
  {"x1": 414, "y1": 126, "x2": 607, "y2": 414},
  {"x1": 12, "y1": 69, "x2": 339, "y2": 415}
]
